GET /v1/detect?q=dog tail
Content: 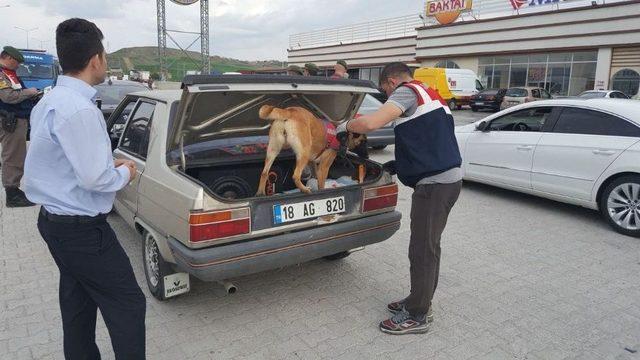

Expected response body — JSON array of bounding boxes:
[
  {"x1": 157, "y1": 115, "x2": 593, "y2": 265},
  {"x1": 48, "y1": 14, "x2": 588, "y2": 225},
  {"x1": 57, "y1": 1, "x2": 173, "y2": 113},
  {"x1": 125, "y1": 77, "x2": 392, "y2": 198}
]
[{"x1": 259, "y1": 105, "x2": 287, "y2": 122}]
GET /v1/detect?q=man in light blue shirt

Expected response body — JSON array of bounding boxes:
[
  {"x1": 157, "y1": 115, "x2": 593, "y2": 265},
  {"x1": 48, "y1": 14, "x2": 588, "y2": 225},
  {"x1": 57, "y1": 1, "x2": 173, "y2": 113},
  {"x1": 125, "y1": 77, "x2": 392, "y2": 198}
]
[{"x1": 24, "y1": 18, "x2": 146, "y2": 359}]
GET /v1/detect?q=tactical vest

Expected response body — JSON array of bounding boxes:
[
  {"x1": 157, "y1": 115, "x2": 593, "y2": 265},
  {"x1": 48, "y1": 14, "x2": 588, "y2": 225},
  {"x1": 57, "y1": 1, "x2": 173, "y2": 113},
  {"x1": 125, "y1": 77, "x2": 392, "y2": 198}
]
[{"x1": 392, "y1": 80, "x2": 462, "y2": 188}]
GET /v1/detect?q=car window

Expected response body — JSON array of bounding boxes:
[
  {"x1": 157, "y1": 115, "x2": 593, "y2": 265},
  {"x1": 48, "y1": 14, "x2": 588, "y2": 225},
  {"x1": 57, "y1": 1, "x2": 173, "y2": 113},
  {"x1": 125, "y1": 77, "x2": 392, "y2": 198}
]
[
  {"x1": 96, "y1": 83, "x2": 148, "y2": 105},
  {"x1": 506, "y1": 88, "x2": 528, "y2": 97},
  {"x1": 541, "y1": 90, "x2": 552, "y2": 99},
  {"x1": 357, "y1": 94, "x2": 383, "y2": 115},
  {"x1": 488, "y1": 107, "x2": 553, "y2": 132},
  {"x1": 578, "y1": 92, "x2": 606, "y2": 99},
  {"x1": 119, "y1": 101, "x2": 156, "y2": 158},
  {"x1": 553, "y1": 107, "x2": 640, "y2": 137},
  {"x1": 531, "y1": 89, "x2": 540, "y2": 98},
  {"x1": 612, "y1": 92, "x2": 629, "y2": 99}
]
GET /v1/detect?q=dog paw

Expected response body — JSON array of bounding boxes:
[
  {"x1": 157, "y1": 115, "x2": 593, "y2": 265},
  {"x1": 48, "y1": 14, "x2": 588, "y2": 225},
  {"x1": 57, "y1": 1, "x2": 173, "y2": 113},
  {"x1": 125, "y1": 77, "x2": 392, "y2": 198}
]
[{"x1": 301, "y1": 187, "x2": 312, "y2": 194}]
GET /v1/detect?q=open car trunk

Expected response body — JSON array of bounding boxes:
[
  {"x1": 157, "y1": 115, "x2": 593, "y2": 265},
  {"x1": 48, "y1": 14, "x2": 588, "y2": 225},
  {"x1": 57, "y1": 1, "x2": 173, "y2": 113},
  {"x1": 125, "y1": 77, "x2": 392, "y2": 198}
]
[{"x1": 168, "y1": 75, "x2": 384, "y2": 201}]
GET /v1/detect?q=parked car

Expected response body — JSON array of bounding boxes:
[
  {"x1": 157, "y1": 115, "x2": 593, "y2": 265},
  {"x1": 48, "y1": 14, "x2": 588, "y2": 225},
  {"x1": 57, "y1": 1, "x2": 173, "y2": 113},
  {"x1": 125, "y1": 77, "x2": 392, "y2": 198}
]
[
  {"x1": 470, "y1": 88, "x2": 507, "y2": 112},
  {"x1": 414, "y1": 67, "x2": 483, "y2": 110},
  {"x1": 358, "y1": 94, "x2": 394, "y2": 150},
  {"x1": 456, "y1": 98, "x2": 640, "y2": 237},
  {"x1": 106, "y1": 75, "x2": 401, "y2": 300},
  {"x1": 578, "y1": 90, "x2": 630, "y2": 99},
  {"x1": 501, "y1": 87, "x2": 551, "y2": 109}
]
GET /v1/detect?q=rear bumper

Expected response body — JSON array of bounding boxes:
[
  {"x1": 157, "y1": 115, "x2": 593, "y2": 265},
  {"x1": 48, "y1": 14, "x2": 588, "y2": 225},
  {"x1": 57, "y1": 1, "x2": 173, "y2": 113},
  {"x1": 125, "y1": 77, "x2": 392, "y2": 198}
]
[
  {"x1": 470, "y1": 100, "x2": 500, "y2": 109},
  {"x1": 168, "y1": 211, "x2": 402, "y2": 281}
]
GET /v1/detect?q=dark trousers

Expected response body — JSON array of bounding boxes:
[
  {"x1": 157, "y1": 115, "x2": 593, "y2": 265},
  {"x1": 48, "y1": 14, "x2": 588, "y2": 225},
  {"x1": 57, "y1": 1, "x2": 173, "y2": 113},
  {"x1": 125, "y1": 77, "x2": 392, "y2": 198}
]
[
  {"x1": 405, "y1": 181, "x2": 462, "y2": 316},
  {"x1": 37, "y1": 211, "x2": 146, "y2": 360}
]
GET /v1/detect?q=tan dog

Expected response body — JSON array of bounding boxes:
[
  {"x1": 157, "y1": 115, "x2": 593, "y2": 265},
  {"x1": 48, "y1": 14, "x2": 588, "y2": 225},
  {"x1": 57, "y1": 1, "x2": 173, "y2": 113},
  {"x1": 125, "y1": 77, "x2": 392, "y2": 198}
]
[{"x1": 256, "y1": 105, "x2": 365, "y2": 196}]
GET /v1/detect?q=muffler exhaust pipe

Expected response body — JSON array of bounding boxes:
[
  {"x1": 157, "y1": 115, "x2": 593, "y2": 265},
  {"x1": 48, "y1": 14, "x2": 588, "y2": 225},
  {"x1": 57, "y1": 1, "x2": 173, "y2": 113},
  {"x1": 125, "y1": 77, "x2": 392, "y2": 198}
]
[{"x1": 218, "y1": 280, "x2": 237, "y2": 294}]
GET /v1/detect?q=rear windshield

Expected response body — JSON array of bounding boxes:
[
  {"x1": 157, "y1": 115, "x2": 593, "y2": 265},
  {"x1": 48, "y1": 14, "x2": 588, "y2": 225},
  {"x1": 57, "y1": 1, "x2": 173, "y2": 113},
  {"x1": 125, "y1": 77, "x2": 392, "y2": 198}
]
[
  {"x1": 478, "y1": 89, "x2": 499, "y2": 96},
  {"x1": 578, "y1": 92, "x2": 606, "y2": 99},
  {"x1": 506, "y1": 88, "x2": 528, "y2": 97}
]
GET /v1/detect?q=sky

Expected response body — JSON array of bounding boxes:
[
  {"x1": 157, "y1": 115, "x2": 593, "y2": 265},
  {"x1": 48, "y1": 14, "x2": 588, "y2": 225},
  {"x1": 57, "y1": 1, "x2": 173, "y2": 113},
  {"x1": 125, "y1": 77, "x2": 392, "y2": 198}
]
[{"x1": 0, "y1": 0, "x2": 423, "y2": 61}]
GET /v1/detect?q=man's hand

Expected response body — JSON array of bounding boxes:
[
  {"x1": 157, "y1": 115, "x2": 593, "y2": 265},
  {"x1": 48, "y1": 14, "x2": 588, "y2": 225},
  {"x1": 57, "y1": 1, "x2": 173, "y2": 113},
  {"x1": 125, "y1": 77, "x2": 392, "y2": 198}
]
[{"x1": 115, "y1": 159, "x2": 137, "y2": 182}]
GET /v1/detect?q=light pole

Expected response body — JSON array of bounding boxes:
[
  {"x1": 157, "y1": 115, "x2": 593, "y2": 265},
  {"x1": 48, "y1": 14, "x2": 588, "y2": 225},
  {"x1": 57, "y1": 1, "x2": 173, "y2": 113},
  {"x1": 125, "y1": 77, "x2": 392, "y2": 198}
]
[{"x1": 14, "y1": 26, "x2": 38, "y2": 48}]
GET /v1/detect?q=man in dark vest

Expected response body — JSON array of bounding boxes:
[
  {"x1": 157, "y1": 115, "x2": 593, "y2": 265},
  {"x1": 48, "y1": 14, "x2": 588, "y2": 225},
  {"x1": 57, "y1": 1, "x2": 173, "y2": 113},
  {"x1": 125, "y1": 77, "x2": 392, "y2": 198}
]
[
  {"x1": 0, "y1": 45, "x2": 40, "y2": 207},
  {"x1": 337, "y1": 62, "x2": 462, "y2": 335}
]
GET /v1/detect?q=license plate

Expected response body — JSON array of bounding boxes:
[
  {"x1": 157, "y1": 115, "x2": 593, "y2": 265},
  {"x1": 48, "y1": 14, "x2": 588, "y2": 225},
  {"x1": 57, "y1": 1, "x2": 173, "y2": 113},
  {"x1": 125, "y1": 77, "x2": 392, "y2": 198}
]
[
  {"x1": 163, "y1": 272, "x2": 190, "y2": 298},
  {"x1": 509, "y1": 101, "x2": 519, "y2": 105},
  {"x1": 274, "y1": 196, "x2": 346, "y2": 224},
  {"x1": 475, "y1": 102, "x2": 484, "y2": 105}
]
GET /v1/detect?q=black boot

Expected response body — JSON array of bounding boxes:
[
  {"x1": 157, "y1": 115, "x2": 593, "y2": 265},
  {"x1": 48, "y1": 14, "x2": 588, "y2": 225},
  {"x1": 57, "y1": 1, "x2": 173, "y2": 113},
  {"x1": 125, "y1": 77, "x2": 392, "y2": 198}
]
[{"x1": 5, "y1": 187, "x2": 35, "y2": 208}]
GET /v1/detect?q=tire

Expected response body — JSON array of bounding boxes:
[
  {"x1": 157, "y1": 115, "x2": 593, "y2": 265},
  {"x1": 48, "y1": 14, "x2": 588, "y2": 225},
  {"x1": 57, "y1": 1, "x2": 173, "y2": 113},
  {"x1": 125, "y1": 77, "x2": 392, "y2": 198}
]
[
  {"x1": 599, "y1": 175, "x2": 640, "y2": 237},
  {"x1": 371, "y1": 145, "x2": 387, "y2": 150},
  {"x1": 447, "y1": 99, "x2": 456, "y2": 111},
  {"x1": 323, "y1": 251, "x2": 351, "y2": 261},
  {"x1": 142, "y1": 231, "x2": 176, "y2": 300},
  {"x1": 471, "y1": 106, "x2": 478, "y2": 112}
]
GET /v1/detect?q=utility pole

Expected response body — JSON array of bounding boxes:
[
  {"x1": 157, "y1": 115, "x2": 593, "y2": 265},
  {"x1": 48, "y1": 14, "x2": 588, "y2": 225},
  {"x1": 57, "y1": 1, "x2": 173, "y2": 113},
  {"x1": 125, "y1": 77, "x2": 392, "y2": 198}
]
[{"x1": 14, "y1": 26, "x2": 38, "y2": 49}]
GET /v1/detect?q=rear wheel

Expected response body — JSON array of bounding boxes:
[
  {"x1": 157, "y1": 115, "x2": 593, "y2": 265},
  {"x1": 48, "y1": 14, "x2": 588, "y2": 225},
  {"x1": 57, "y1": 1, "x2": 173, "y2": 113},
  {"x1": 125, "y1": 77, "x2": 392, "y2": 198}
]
[
  {"x1": 323, "y1": 251, "x2": 351, "y2": 260},
  {"x1": 143, "y1": 231, "x2": 175, "y2": 300},
  {"x1": 471, "y1": 106, "x2": 478, "y2": 112},
  {"x1": 600, "y1": 175, "x2": 640, "y2": 237},
  {"x1": 447, "y1": 99, "x2": 456, "y2": 111}
]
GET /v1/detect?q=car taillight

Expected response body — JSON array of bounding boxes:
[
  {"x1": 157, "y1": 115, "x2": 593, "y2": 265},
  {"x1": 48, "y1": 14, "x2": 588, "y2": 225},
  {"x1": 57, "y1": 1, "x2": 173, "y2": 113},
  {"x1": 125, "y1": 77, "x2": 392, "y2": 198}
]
[
  {"x1": 362, "y1": 184, "x2": 398, "y2": 213},
  {"x1": 189, "y1": 208, "x2": 251, "y2": 243}
]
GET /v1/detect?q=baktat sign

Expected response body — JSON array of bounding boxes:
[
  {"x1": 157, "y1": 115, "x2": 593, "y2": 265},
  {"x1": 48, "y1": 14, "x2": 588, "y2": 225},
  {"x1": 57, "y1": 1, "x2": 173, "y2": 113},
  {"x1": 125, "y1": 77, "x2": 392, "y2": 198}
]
[
  {"x1": 170, "y1": 0, "x2": 199, "y2": 5},
  {"x1": 426, "y1": 0, "x2": 473, "y2": 25}
]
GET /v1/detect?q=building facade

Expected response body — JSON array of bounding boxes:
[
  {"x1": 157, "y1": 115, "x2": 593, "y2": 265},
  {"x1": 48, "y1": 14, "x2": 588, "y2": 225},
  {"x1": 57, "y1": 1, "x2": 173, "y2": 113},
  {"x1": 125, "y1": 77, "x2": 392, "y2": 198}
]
[{"x1": 288, "y1": 0, "x2": 640, "y2": 97}]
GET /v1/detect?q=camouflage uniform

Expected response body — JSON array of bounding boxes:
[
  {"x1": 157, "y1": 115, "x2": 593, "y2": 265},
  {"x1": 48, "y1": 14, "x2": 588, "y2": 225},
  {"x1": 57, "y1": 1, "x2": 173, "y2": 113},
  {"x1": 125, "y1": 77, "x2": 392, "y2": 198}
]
[{"x1": 0, "y1": 65, "x2": 37, "y2": 206}]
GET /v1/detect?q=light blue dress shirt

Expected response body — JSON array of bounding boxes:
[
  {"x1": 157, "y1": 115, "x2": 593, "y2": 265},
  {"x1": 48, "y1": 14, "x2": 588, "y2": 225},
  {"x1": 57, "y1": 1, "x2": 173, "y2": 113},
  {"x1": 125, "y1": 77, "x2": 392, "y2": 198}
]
[{"x1": 24, "y1": 75, "x2": 130, "y2": 216}]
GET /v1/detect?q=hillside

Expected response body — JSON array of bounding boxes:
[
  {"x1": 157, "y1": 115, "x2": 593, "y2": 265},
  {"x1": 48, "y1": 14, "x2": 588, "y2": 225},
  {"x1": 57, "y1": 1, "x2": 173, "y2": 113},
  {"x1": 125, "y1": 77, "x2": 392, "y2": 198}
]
[{"x1": 107, "y1": 46, "x2": 284, "y2": 80}]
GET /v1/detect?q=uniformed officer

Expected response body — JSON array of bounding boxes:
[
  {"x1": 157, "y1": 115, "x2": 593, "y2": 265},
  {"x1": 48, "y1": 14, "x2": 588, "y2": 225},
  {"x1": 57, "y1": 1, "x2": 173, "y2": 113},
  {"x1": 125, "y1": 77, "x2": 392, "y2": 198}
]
[
  {"x1": 0, "y1": 45, "x2": 39, "y2": 207},
  {"x1": 287, "y1": 64, "x2": 304, "y2": 76},
  {"x1": 303, "y1": 63, "x2": 319, "y2": 76},
  {"x1": 331, "y1": 60, "x2": 349, "y2": 79}
]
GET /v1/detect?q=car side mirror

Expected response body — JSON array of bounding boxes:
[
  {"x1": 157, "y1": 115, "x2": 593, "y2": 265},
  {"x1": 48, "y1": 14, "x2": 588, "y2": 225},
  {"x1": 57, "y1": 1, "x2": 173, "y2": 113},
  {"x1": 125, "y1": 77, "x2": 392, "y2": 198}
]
[{"x1": 476, "y1": 121, "x2": 489, "y2": 132}]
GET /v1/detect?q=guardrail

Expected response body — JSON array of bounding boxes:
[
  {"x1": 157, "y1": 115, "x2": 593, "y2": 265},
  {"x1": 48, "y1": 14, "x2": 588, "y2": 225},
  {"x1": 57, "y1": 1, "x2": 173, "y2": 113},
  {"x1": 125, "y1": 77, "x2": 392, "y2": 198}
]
[
  {"x1": 289, "y1": 0, "x2": 619, "y2": 49},
  {"x1": 289, "y1": 14, "x2": 423, "y2": 50}
]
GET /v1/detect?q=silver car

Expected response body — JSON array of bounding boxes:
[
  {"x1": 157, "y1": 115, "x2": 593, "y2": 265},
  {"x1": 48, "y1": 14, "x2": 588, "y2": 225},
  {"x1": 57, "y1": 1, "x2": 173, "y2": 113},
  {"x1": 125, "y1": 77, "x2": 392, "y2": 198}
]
[{"x1": 106, "y1": 75, "x2": 401, "y2": 300}]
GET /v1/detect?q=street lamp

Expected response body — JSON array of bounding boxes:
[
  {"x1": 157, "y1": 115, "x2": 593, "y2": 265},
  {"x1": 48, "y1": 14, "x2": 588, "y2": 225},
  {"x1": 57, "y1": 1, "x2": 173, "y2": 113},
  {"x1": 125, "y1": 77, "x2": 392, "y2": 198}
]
[{"x1": 14, "y1": 26, "x2": 38, "y2": 48}]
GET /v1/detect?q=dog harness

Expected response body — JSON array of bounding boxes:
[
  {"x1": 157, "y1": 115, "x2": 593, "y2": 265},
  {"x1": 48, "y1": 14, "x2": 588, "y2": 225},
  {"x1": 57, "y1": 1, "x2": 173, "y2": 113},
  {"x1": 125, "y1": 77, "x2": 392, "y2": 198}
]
[{"x1": 323, "y1": 120, "x2": 341, "y2": 150}]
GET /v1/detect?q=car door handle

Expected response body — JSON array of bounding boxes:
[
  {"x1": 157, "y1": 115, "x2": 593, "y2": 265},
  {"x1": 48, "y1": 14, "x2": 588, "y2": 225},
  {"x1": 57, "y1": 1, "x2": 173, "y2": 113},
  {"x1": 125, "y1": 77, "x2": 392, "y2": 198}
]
[
  {"x1": 592, "y1": 149, "x2": 616, "y2": 156},
  {"x1": 516, "y1": 145, "x2": 534, "y2": 151}
]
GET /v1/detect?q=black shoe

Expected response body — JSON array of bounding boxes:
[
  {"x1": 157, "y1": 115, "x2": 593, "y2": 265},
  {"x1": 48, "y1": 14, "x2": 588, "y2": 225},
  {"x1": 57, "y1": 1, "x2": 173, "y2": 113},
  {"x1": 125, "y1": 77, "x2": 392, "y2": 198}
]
[{"x1": 5, "y1": 187, "x2": 35, "y2": 208}]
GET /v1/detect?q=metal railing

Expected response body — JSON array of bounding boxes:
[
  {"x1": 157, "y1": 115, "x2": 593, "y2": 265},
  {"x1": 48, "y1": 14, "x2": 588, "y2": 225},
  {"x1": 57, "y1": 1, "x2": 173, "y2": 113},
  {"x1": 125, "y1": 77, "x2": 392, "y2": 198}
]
[
  {"x1": 289, "y1": 14, "x2": 423, "y2": 49},
  {"x1": 289, "y1": 0, "x2": 621, "y2": 49}
]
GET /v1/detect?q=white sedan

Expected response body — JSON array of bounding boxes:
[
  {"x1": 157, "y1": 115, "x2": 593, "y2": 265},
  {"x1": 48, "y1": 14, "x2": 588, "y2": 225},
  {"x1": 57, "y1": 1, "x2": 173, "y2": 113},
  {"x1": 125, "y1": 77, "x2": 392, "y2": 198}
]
[{"x1": 456, "y1": 99, "x2": 640, "y2": 237}]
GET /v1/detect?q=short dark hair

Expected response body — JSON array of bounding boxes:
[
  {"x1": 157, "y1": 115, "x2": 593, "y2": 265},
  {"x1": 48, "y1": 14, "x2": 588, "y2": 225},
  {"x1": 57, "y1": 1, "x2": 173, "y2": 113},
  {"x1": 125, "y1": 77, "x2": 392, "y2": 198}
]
[
  {"x1": 380, "y1": 62, "x2": 412, "y2": 85},
  {"x1": 56, "y1": 18, "x2": 105, "y2": 74}
]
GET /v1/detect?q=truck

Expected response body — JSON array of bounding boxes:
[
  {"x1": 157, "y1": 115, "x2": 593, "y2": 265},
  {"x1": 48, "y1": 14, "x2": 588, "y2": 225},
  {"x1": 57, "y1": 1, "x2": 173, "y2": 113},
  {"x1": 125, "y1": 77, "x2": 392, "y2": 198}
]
[
  {"x1": 16, "y1": 49, "x2": 60, "y2": 91},
  {"x1": 414, "y1": 67, "x2": 484, "y2": 110}
]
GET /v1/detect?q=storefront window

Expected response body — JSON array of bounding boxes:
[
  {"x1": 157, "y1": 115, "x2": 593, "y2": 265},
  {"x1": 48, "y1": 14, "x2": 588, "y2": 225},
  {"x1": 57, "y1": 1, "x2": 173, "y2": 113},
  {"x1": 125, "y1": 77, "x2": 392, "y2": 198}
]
[
  {"x1": 569, "y1": 63, "x2": 596, "y2": 96},
  {"x1": 435, "y1": 60, "x2": 460, "y2": 69},
  {"x1": 572, "y1": 51, "x2": 597, "y2": 62},
  {"x1": 479, "y1": 57, "x2": 493, "y2": 65},
  {"x1": 478, "y1": 51, "x2": 597, "y2": 95},
  {"x1": 548, "y1": 53, "x2": 572, "y2": 62},
  {"x1": 611, "y1": 69, "x2": 640, "y2": 96},
  {"x1": 527, "y1": 64, "x2": 547, "y2": 88},
  {"x1": 493, "y1": 64, "x2": 510, "y2": 89},
  {"x1": 358, "y1": 67, "x2": 382, "y2": 84},
  {"x1": 510, "y1": 64, "x2": 527, "y2": 87},
  {"x1": 546, "y1": 63, "x2": 571, "y2": 96}
]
